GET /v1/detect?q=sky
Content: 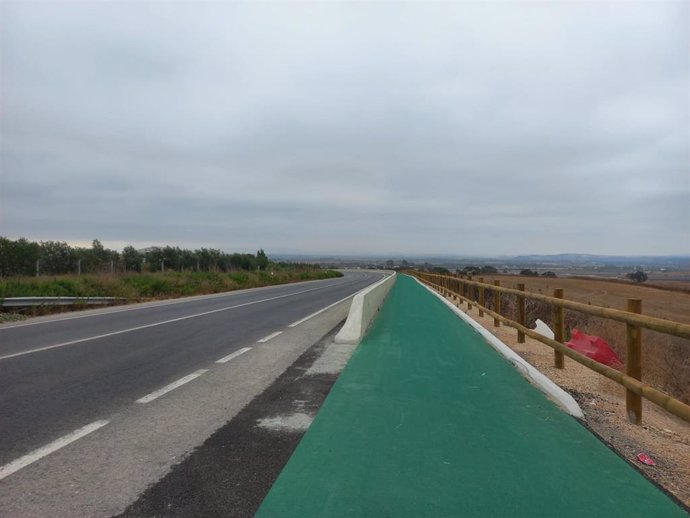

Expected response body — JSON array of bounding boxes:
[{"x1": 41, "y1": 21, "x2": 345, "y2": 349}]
[{"x1": 1, "y1": 1, "x2": 688, "y2": 256}]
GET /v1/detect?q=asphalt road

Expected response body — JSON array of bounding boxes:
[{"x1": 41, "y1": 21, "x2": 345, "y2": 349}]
[{"x1": 0, "y1": 270, "x2": 382, "y2": 516}]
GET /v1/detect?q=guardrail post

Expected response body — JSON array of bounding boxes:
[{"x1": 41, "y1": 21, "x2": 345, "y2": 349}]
[
  {"x1": 478, "y1": 277, "x2": 485, "y2": 317},
  {"x1": 493, "y1": 280, "x2": 501, "y2": 327},
  {"x1": 517, "y1": 283, "x2": 526, "y2": 343},
  {"x1": 554, "y1": 289, "x2": 565, "y2": 369},
  {"x1": 626, "y1": 299, "x2": 642, "y2": 424}
]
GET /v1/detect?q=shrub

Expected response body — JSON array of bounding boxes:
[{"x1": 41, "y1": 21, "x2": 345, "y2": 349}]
[{"x1": 626, "y1": 271, "x2": 648, "y2": 283}]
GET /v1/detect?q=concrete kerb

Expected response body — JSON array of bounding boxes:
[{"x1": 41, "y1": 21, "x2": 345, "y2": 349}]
[
  {"x1": 334, "y1": 272, "x2": 397, "y2": 345},
  {"x1": 412, "y1": 276, "x2": 584, "y2": 419}
]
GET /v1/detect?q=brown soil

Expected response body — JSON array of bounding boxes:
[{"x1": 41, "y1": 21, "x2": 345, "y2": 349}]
[
  {"x1": 442, "y1": 292, "x2": 690, "y2": 508},
  {"x1": 479, "y1": 274, "x2": 690, "y2": 324},
  {"x1": 472, "y1": 275, "x2": 690, "y2": 404}
]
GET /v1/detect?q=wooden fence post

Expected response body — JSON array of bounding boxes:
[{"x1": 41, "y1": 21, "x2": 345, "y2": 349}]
[
  {"x1": 554, "y1": 289, "x2": 565, "y2": 369},
  {"x1": 517, "y1": 283, "x2": 526, "y2": 343},
  {"x1": 478, "y1": 277, "x2": 485, "y2": 317},
  {"x1": 467, "y1": 275, "x2": 473, "y2": 310},
  {"x1": 626, "y1": 299, "x2": 642, "y2": 424},
  {"x1": 493, "y1": 280, "x2": 501, "y2": 327}
]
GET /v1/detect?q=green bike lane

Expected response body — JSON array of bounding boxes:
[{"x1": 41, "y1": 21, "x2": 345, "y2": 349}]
[{"x1": 257, "y1": 275, "x2": 686, "y2": 517}]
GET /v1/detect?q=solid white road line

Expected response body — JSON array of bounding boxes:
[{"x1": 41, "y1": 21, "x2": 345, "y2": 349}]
[
  {"x1": 0, "y1": 420, "x2": 110, "y2": 481},
  {"x1": 257, "y1": 331, "x2": 283, "y2": 343},
  {"x1": 216, "y1": 347, "x2": 252, "y2": 363},
  {"x1": 0, "y1": 283, "x2": 340, "y2": 362},
  {"x1": 288, "y1": 293, "x2": 356, "y2": 328},
  {"x1": 136, "y1": 370, "x2": 209, "y2": 404}
]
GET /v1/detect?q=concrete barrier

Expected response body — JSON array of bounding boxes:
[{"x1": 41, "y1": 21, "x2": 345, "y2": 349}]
[{"x1": 335, "y1": 272, "x2": 396, "y2": 345}]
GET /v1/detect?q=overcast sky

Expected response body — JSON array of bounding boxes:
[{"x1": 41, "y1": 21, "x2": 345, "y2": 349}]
[{"x1": 1, "y1": 1, "x2": 688, "y2": 256}]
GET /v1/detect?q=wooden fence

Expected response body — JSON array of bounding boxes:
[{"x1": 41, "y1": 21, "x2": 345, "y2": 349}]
[{"x1": 412, "y1": 271, "x2": 690, "y2": 425}]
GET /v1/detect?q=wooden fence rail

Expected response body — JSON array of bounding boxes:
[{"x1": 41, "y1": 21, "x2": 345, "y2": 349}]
[{"x1": 412, "y1": 271, "x2": 690, "y2": 425}]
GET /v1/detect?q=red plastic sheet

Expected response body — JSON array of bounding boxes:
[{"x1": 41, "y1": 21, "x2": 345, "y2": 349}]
[
  {"x1": 637, "y1": 453, "x2": 656, "y2": 466},
  {"x1": 565, "y1": 329, "x2": 623, "y2": 369}
]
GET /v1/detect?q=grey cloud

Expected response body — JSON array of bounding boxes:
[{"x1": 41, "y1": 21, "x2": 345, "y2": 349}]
[{"x1": 1, "y1": 1, "x2": 688, "y2": 255}]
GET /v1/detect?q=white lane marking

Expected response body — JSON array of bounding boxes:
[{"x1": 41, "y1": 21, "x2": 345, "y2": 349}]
[
  {"x1": 0, "y1": 420, "x2": 110, "y2": 481},
  {"x1": 288, "y1": 293, "x2": 357, "y2": 328},
  {"x1": 216, "y1": 347, "x2": 252, "y2": 363},
  {"x1": 0, "y1": 283, "x2": 341, "y2": 362},
  {"x1": 257, "y1": 331, "x2": 283, "y2": 343},
  {"x1": 136, "y1": 370, "x2": 208, "y2": 404},
  {"x1": 0, "y1": 278, "x2": 352, "y2": 330}
]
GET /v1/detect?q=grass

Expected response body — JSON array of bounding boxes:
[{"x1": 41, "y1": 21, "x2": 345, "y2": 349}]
[{"x1": 0, "y1": 268, "x2": 343, "y2": 304}]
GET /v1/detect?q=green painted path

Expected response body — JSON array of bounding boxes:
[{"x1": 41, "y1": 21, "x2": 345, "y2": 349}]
[{"x1": 257, "y1": 275, "x2": 686, "y2": 517}]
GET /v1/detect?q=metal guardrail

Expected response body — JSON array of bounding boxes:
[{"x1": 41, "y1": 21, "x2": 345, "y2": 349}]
[{"x1": 1, "y1": 297, "x2": 126, "y2": 307}]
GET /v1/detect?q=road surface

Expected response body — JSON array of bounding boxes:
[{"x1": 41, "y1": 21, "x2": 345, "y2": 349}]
[{"x1": 0, "y1": 270, "x2": 382, "y2": 517}]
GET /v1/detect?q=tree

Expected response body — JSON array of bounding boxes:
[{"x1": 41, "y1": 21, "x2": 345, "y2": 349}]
[
  {"x1": 39, "y1": 241, "x2": 75, "y2": 275},
  {"x1": 626, "y1": 271, "x2": 648, "y2": 283},
  {"x1": 520, "y1": 269, "x2": 539, "y2": 277},
  {"x1": 0, "y1": 237, "x2": 41, "y2": 276},
  {"x1": 256, "y1": 249, "x2": 269, "y2": 270},
  {"x1": 122, "y1": 246, "x2": 142, "y2": 272}
]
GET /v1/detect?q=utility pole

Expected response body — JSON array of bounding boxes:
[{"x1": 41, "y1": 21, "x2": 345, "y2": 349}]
[
  {"x1": 161, "y1": 260, "x2": 165, "y2": 273},
  {"x1": 77, "y1": 259, "x2": 81, "y2": 276},
  {"x1": 110, "y1": 260, "x2": 114, "y2": 274},
  {"x1": 36, "y1": 260, "x2": 40, "y2": 277}
]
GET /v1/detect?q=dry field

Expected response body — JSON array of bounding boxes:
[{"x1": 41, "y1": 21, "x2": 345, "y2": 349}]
[
  {"x1": 475, "y1": 274, "x2": 690, "y2": 404},
  {"x1": 480, "y1": 274, "x2": 690, "y2": 323}
]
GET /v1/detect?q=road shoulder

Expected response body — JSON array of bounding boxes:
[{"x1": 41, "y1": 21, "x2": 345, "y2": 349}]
[
  {"x1": 117, "y1": 325, "x2": 347, "y2": 518},
  {"x1": 0, "y1": 299, "x2": 351, "y2": 517}
]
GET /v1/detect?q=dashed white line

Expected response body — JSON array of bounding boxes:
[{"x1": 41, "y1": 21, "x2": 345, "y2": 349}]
[
  {"x1": 257, "y1": 331, "x2": 283, "y2": 343},
  {"x1": 0, "y1": 283, "x2": 340, "y2": 362},
  {"x1": 0, "y1": 420, "x2": 110, "y2": 481},
  {"x1": 288, "y1": 293, "x2": 357, "y2": 328},
  {"x1": 136, "y1": 370, "x2": 209, "y2": 404},
  {"x1": 216, "y1": 347, "x2": 252, "y2": 363}
]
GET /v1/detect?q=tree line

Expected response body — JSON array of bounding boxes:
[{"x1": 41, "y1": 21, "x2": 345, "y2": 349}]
[{"x1": 0, "y1": 237, "x2": 271, "y2": 277}]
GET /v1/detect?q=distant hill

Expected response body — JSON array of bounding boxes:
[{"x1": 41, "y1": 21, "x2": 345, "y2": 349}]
[
  {"x1": 271, "y1": 253, "x2": 690, "y2": 270},
  {"x1": 507, "y1": 254, "x2": 690, "y2": 267}
]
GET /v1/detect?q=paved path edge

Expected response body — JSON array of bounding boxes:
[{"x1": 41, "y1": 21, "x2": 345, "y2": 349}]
[{"x1": 411, "y1": 275, "x2": 584, "y2": 418}]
